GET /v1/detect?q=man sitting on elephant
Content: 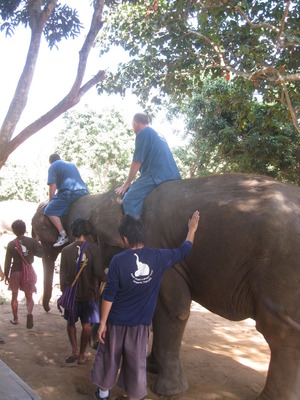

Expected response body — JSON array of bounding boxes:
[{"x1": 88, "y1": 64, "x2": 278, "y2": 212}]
[
  {"x1": 115, "y1": 113, "x2": 181, "y2": 217},
  {"x1": 40, "y1": 154, "x2": 89, "y2": 247}
]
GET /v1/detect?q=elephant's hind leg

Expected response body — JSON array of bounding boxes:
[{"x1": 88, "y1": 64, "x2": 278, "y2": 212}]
[{"x1": 257, "y1": 311, "x2": 300, "y2": 400}]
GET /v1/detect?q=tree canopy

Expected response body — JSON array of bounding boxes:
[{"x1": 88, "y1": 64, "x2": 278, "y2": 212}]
[
  {"x1": 0, "y1": 160, "x2": 47, "y2": 202},
  {"x1": 97, "y1": 0, "x2": 299, "y2": 132},
  {"x1": 0, "y1": 0, "x2": 105, "y2": 168},
  {"x1": 0, "y1": 0, "x2": 299, "y2": 193},
  {"x1": 54, "y1": 108, "x2": 134, "y2": 193},
  {"x1": 173, "y1": 77, "x2": 300, "y2": 184}
]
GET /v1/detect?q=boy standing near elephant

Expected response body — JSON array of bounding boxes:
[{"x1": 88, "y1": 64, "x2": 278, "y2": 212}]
[
  {"x1": 90, "y1": 211, "x2": 200, "y2": 400},
  {"x1": 4, "y1": 220, "x2": 42, "y2": 328},
  {"x1": 60, "y1": 218, "x2": 106, "y2": 365}
]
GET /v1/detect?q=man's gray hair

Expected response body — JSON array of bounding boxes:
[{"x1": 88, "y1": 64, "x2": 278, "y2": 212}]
[{"x1": 133, "y1": 113, "x2": 149, "y2": 125}]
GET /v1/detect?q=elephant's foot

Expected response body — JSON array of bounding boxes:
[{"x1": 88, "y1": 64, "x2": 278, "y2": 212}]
[
  {"x1": 151, "y1": 363, "x2": 189, "y2": 396},
  {"x1": 257, "y1": 390, "x2": 300, "y2": 400},
  {"x1": 147, "y1": 350, "x2": 188, "y2": 395}
]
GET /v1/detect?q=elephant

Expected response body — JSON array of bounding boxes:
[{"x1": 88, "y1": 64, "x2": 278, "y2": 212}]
[{"x1": 32, "y1": 173, "x2": 300, "y2": 400}]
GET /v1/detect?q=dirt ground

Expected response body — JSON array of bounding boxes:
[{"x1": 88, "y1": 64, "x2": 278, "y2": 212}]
[{"x1": 0, "y1": 233, "x2": 270, "y2": 400}]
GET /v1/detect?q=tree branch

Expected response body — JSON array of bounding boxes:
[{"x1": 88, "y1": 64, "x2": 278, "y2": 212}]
[
  {"x1": 0, "y1": 0, "x2": 59, "y2": 146},
  {"x1": 0, "y1": 0, "x2": 106, "y2": 168},
  {"x1": 233, "y1": 5, "x2": 280, "y2": 34},
  {"x1": 233, "y1": 1, "x2": 297, "y2": 48},
  {"x1": 279, "y1": 77, "x2": 300, "y2": 133},
  {"x1": 277, "y1": 0, "x2": 290, "y2": 42},
  {"x1": 7, "y1": 70, "x2": 106, "y2": 155},
  {"x1": 70, "y1": 0, "x2": 104, "y2": 95},
  {"x1": 187, "y1": 29, "x2": 225, "y2": 67}
]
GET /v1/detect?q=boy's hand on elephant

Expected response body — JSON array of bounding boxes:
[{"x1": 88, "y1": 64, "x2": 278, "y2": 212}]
[
  {"x1": 186, "y1": 211, "x2": 200, "y2": 244},
  {"x1": 188, "y1": 211, "x2": 200, "y2": 232}
]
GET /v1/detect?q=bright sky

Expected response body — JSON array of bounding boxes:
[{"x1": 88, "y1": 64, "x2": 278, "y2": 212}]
[{"x1": 0, "y1": 1, "x2": 183, "y2": 167}]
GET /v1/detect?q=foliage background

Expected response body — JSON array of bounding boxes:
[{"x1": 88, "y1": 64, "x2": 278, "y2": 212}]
[
  {"x1": 0, "y1": 1, "x2": 299, "y2": 202},
  {"x1": 54, "y1": 108, "x2": 134, "y2": 194}
]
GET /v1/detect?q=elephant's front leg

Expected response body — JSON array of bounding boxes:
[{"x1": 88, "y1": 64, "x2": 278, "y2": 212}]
[
  {"x1": 149, "y1": 267, "x2": 191, "y2": 396},
  {"x1": 41, "y1": 242, "x2": 59, "y2": 312}
]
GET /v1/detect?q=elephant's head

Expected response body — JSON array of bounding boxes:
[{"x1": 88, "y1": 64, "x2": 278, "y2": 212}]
[
  {"x1": 88, "y1": 189, "x2": 125, "y2": 249},
  {"x1": 31, "y1": 205, "x2": 57, "y2": 244}
]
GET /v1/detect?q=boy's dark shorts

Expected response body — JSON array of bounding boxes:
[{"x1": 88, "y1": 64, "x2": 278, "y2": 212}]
[{"x1": 64, "y1": 299, "x2": 100, "y2": 324}]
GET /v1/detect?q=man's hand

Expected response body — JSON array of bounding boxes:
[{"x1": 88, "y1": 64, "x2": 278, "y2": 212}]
[
  {"x1": 115, "y1": 161, "x2": 142, "y2": 196},
  {"x1": 38, "y1": 200, "x2": 49, "y2": 209},
  {"x1": 115, "y1": 182, "x2": 130, "y2": 196}
]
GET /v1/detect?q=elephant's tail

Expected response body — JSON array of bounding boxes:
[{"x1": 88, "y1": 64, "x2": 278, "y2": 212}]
[{"x1": 263, "y1": 298, "x2": 300, "y2": 332}]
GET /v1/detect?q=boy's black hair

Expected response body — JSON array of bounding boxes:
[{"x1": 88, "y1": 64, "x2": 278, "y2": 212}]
[
  {"x1": 70, "y1": 218, "x2": 91, "y2": 238},
  {"x1": 11, "y1": 220, "x2": 26, "y2": 236},
  {"x1": 118, "y1": 215, "x2": 145, "y2": 247},
  {"x1": 49, "y1": 153, "x2": 61, "y2": 164}
]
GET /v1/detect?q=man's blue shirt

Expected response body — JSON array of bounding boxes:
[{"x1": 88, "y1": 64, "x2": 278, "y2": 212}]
[
  {"x1": 103, "y1": 241, "x2": 192, "y2": 326},
  {"x1": 133, "y1": 126, "x2": 181, "y2": 185},
  {"x1": 47, "y1": 160, "x2": 88, "y2": 193}
]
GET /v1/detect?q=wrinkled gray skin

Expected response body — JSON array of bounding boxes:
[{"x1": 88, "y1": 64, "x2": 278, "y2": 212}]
[{"x1": 32, "y1": 174, "x2": 300, "y2": 400}]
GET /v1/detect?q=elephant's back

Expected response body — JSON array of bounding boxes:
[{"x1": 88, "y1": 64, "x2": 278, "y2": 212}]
[
  {"x1": 143, "y1": 174, "x2": 300, "y2": 239},
  {"x1": 142, "y1": 174, "x2": 300, "y2": 321}
]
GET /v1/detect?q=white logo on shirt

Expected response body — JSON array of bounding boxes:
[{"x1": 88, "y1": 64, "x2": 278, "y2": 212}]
[
  {"x1": 134, "y1": 254, "x2": 150, "y2": 276},
  {"x1": 131, "y1": 253, "x2": 153, "y2": 284},
  {"x1": 21, "y1": 244, "x2": 28, "y2": 256},
  {"x1": 76, "y1": 245, "x2": 87, "y2": 263}
]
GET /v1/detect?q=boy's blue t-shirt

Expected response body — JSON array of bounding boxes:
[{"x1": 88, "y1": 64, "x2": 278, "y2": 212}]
[
  {"x1": 47, "y1": 160, "x2": 88, "y2": 193},
  {"x1": 133, "y1": 126, "x2": 181, "y2": 184},
  {"x1": 103, "y1": 241, "x2": 192, "y2": 326}
]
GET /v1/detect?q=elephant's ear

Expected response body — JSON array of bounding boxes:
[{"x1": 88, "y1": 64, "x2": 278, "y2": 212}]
[
  {"x1": 32, "y1": 207, "x2": 57, "y2": 243},
  {"x1": 88, "y1": 190, "x2": 125, "y2": 248}
]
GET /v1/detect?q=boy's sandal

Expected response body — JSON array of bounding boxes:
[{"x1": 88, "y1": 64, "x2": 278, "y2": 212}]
[
  {"x1": 26, "y1": 314, "x2": 33, "y2": 329},
  {"x1": 65, "y1": 354, "x2": 79, "y2": 363}
]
